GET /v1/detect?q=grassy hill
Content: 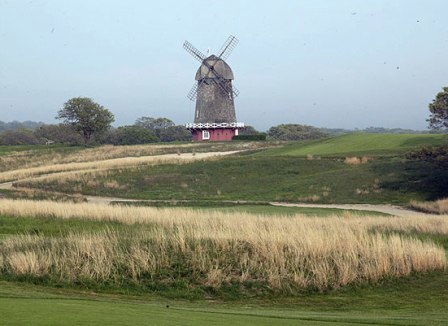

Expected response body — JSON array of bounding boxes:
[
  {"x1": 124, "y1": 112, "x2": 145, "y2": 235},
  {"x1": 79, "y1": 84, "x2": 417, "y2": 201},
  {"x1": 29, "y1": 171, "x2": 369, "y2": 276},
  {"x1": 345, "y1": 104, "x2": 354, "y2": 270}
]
[
  {"x1": 1, "y1": 136, "x2": 448, "y2": 324},
  {"x1": 10, "y1": 133, "x2": 448, "y2": 205},
  {"x1": 261, "y1": 133, "x2": 447, "y2": 157}
]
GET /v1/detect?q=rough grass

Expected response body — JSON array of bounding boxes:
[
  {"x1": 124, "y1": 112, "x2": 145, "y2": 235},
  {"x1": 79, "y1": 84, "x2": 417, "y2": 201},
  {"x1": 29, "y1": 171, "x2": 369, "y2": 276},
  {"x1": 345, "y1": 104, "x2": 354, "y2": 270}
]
[
  {"x1": 0, "y1": 151, "x2": 238, "y2": 183},
  {"x1": 18, "y1": 155, "x2": 447, "y2": 205},
  {"x1": 0, "y1": 141, "x2": 273, "y2": 173},
  {"x1": 410, "y1": 198, "x2": 448, "y2": 214},
  {"x1": 0, "y1": 199, "x2": 446, "y2": 295}
]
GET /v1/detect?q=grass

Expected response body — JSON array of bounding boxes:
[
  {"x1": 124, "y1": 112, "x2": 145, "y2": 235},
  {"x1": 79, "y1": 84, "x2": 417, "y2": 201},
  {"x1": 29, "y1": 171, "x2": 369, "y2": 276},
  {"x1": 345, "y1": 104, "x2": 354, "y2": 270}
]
[
  {"x1": 410, "y1": 198, "x2": 448, "y2": 214},
  {"x1": 0, "y1": 200, "x2": 446, "y2": 297},
  {"x1": 260, "y1": 133, "x2": 447, "y2": 157},
  {"x1": 23, "y1": 155, "x2": 447, "y2": 204},
  {"x1": 115, "y1": 201, "x2": 388, "y2": 216},
  {"x1": 1, "y1": 271, "x2": 448, "y2": 325},
  {"x1": 1, "y1": 134, "x2": 448, "y2": 324}
]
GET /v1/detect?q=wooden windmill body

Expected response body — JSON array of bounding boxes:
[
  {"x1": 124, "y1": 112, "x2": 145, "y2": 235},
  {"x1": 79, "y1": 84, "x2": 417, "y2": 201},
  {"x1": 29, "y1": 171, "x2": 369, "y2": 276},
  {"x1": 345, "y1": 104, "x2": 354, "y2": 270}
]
[{"x1": 184, "y1": 36, "x2": 244, "y2": 141}]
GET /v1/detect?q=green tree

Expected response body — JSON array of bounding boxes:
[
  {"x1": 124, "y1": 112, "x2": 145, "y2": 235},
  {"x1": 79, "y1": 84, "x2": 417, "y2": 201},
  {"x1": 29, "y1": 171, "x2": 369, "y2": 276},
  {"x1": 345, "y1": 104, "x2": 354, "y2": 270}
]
[
  {"x1": 135, "y1": 117, "x2": 175, "y2": 131},
  {"x1": 56, "y1": 97, "x2": 115, "y2": 145},
  {"x1": 158, "y1": 125, "x2": 191, "y2": 142},
  {"x1": 0, "y1": 129, "x2": 39, "y2": 145},
  {"x1": 34, "y1": 124, "x2": 83, "y2": 145},
  {"x1": 428, "y1": 87, "x2": 448, "y2": 131},
  {"x1": 134, "y1": 117, "x2": 190, "y2": 142},
  {"x1": 115, "y1": 126, "x2": 158, "y2": 145},
  {"x1": 267, "y1": 124, "x2": 328, "y2": 141},
  {"x1": 238, "y1": 125, "x2": 260, "y2": 136}
]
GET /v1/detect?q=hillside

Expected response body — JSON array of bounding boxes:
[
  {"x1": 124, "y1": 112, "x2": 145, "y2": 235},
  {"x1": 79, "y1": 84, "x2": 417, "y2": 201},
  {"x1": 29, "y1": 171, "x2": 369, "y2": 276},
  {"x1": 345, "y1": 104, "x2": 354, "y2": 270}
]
[
  {"x1": 6, "y1": 133, "x2": 447, "y2": 205},
  {"x1": 262, "y1": 133, "x2": 447, "y2": 157}
]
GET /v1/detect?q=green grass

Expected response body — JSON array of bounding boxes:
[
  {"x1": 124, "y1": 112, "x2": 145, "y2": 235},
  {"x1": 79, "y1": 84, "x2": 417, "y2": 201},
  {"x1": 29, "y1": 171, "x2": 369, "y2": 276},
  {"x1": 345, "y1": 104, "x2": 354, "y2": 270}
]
[
  {"x1": 260, "y1": 133, "x2": 447, "y2": 157},
  {"x1": 1, "y1": 134, "x2": 448, "y2": 324},
  {"x1": 0, "y1": 215, "x2": 127, "y2": 239},
  {"x1": 30, "y1": 155, "x2": 448, "y2": 205},
  {"x1": 1, "y1": 269, "x2": 448, "y2": 325}
]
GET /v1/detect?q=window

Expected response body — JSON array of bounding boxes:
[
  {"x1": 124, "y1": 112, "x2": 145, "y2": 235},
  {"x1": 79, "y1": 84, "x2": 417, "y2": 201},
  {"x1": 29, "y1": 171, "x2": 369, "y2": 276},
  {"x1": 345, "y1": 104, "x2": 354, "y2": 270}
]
[{"x1": 202, "y1": 130, "x2": 210, "y2": 140}]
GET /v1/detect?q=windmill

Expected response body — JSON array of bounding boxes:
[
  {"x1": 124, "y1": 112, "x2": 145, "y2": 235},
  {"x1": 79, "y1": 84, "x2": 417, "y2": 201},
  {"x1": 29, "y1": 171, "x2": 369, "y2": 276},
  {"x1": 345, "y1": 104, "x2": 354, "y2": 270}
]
[{"x1": 184, "y1": 35, "x2": 244, "y2": 141}]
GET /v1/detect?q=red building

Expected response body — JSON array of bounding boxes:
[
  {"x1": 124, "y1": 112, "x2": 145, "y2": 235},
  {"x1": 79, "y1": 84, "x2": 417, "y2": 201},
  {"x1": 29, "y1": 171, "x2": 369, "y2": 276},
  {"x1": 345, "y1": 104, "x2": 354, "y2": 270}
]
[{"x1": 186, "y1": 122, "x2": 244, "y2": 141}]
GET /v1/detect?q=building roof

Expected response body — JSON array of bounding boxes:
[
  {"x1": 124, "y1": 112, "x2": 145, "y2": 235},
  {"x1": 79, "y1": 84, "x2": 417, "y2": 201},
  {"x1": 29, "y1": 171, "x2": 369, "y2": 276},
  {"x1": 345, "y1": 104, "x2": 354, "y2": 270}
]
[{"x1": 195, "y1": 55, "x2": 234, "y2": 80}]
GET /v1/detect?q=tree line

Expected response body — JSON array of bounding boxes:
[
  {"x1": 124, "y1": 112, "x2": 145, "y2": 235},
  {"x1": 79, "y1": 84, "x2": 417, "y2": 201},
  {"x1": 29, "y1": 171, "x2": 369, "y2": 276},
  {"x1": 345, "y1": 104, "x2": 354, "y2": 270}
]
[{"x1": 1, "y1": 88, "x2": 447, "y2": 146}]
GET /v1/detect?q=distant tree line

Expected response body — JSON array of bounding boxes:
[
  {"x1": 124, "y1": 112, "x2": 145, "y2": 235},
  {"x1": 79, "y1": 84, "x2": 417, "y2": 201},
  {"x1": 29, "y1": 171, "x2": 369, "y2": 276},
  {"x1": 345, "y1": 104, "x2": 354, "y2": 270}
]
[
  {"x1": 0, "y1": 120, "x2": 44, "y2": 133},
  {"x1": 0, "y1": 120, "x2": 192, "y2": 146},
  {"x1": 2, "y1": 87, "x2": 447, "y2": 146}
]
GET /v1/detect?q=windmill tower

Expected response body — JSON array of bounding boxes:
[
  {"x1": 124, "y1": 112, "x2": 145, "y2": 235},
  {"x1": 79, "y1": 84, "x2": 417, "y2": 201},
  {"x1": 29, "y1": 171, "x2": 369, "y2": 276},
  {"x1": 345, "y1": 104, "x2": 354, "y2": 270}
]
[{"x1": 184, "y1": 35, "x2": 244, "y2": 141}]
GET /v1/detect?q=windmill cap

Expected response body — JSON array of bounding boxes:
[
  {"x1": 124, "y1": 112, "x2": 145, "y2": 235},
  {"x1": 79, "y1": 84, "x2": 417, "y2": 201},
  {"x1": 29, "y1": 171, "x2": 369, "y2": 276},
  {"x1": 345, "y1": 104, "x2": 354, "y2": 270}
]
[{"x1": 195, "y1": 55, "x2": 234, "y2": 80}]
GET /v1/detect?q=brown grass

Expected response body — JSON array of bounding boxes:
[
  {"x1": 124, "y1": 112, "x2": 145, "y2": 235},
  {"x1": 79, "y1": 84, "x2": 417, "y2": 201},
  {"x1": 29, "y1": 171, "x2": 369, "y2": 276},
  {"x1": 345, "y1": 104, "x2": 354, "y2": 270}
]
[
  {"x1": 0, "y1": 151, "x2": 237, "y2": 183},
  {"x1": 0, "y1": 199, "x2": 446, "y2": 293},
  {"x1": 0, "y1": 142, "x2": 272, "y2": 173},
  {"x1": 344, "y1": 156, "x2": 371, "y2": 165},
  {"x1": 410, "y1": 198, "x2": 448, "y2": 215}
]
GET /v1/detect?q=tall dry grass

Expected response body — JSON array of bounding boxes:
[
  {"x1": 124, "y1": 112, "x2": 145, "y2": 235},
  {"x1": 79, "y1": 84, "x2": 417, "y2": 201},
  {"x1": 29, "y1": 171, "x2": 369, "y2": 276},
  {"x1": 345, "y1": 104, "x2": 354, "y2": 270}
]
[
  {"x1": 0, "y1": 199, "x2": 446, "y2": 292},
  {"x1": 0, "y1": 151, "x2": 236, "y2": 183},
  {"x1": 410, "y1": 198, "x2": 448, "y2": 215},
  {"x1": 344, "y1": 156, "x2": 371, "y2": 165},
  {"x1": 0, "y1": 142, "x2": 270, "y2": 173}
]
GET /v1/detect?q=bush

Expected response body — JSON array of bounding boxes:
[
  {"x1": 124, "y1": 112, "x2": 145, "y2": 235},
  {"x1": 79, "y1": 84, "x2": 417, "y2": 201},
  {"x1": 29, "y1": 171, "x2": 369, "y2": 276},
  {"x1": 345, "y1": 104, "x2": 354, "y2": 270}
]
[
  {"x1": 267, "y1": 124, "x2": 328, "y2": 141},
  {"x1": 407, "y1": 145, "x2": 448, "y2": 168},
  {"x1": 0, "y1": 129, "x2": 39, "y2": 145},
  {"x1": 34, "y1": 124, "x2": 84, "y2": 145},
  {"x1": 110, "y1": 126, "x2": 158, "y2": 145},
  {"x1": 232, "y1": 134, "x2": 266, "y2": 141}
]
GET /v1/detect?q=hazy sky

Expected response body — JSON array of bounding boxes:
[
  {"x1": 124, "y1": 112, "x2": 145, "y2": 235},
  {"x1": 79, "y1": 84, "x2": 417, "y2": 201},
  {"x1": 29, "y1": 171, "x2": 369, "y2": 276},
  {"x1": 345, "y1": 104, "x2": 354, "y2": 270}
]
[{"x1": 1, "y1": 0, "x2": 447, "y2": 131}]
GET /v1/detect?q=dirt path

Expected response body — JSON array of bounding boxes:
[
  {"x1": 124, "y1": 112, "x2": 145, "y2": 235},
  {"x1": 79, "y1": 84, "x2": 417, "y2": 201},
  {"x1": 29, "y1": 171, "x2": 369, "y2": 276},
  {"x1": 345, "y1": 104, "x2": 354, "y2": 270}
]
[
  {"x1": 81, "y1": 198, "x2": 428, "y2": 217},
  {"x1": 269, "y1": 202, "x2": 428, "y2": 217},
  {"x1": 0, "y1": 150, "x2": 433, "y2": 217}
]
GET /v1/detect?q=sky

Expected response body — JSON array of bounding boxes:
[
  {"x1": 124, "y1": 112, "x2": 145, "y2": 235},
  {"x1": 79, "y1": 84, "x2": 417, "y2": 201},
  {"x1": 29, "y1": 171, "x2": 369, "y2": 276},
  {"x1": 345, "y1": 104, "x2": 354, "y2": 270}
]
[{"x1": 1, "y1": 0, "x2": 447, "y2": 131}]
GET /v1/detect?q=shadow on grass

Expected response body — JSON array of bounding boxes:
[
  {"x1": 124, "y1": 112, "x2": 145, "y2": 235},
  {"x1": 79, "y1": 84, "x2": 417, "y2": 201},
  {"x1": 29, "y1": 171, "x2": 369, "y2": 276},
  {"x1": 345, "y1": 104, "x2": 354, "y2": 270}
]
[{"x1": 378, "y1": 160, "x2": 448, "y2": 201}]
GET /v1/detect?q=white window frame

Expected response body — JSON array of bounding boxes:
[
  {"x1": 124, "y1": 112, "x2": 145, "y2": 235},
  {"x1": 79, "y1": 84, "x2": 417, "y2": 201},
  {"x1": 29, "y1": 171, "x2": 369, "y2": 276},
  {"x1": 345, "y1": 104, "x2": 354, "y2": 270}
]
[{"x1": 202, "y1": 130, "x2": 210, "y2": 140}]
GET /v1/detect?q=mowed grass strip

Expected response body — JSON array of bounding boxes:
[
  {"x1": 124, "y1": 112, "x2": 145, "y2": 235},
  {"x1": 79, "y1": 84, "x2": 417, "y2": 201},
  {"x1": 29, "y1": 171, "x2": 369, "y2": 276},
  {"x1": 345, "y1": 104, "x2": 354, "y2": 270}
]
[
  {"x1": 1, "y1": 293, "x2": 447, "y2": 325},
  {"x1": 1, "y1": 269, "x2": 448, "y2": 325},
  {"x1": 260, "y1": 133, "x2": 447, "y2": 157}
]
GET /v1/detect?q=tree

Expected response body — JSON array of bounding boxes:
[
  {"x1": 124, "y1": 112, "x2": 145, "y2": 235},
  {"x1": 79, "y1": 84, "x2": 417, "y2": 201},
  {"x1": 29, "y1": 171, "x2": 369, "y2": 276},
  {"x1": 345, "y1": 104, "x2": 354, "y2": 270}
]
[
  {"x1": 407, "y1": 145, "x2": 448, "y2": 168},
  {"x1": 34, "y1": 124, "x2": 84, "y2": 145},
  {"x1": 267, "y1": 124, "x2": 328, "y2": 141},
  {"x1": 0, "y1": 129, "x2": 39, "y2": 145},
  {"x1": 428, "y1": 87, "x2": 448, "y2": 131},
  {"x1": 114, "y1": 126, "x2": 158, "y2": 145},
  {"x1": 134, "y1": 117, "x2": 190, "y2": 142},
  {"x1": 238, "y1": 125, "x2": 260, "y2": 136},
  {"x1": 135, "y1": 117, "x2": 175, "y2": 131},
  {"x1": 158, "y1": 125, "x2": 191, "y2": 142},
  {"x1": 56, "y1": 97, "x2": 115, "y2": 145}
]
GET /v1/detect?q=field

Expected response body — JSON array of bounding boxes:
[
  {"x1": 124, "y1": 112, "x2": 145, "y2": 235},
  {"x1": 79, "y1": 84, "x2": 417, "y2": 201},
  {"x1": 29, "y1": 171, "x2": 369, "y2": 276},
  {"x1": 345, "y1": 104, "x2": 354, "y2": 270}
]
[
  {"x1": 1, "y1": 133, "x2": 447, "y2": 325},
  {"x1": 9, "y1": 134, "x2": 447, "y2": 204}
]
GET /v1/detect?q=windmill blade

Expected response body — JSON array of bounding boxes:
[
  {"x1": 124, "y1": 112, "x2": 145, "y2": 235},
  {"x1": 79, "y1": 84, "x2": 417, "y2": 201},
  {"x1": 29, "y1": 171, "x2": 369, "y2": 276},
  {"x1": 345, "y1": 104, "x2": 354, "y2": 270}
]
[
  {"x1": 187, "y1": 79, "x2": 207, "y2": 100},
  {"x1": 198, "y1": 58, "x2": 240, "y2": 98},
  {"x1": 232, "y1": 84, "x2": 240, "y2": 97},
  {"x1": 183, "y1": 41, "x2": 206, "y2": 62},
  {"x1": 217, "y1": 35, "x2": 239, "y2": 61},
  {"x1": 187, "y1": 83, "x2": 198, "y2": 101},
  {"x1": 189, "y1": 77, "x2": 239, "y2": 101},
  {"x1": 210, "y1": 77, "x2": 240, "y2": 99}
]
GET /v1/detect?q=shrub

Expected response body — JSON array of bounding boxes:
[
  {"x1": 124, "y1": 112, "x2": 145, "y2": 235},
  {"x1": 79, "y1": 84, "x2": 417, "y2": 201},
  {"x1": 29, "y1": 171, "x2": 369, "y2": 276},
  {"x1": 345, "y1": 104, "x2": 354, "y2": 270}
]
[
  {"x1": 267, "y1": 124, "x2": 328, "y2": 141},
  {"x1": 232, "y1": 134, "x2": 266, "y2": 141}
]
